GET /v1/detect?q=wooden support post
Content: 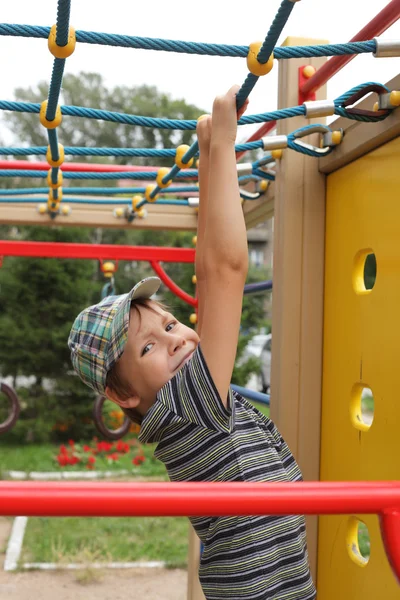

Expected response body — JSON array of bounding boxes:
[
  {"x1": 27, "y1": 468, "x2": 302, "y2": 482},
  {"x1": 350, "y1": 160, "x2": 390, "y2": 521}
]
[
  {"x1": 270, "y1": 38, "x2": 328, "y2": 581},
  {"x1": 187, "y1": 526, "x2": 205, "y2": 600}
]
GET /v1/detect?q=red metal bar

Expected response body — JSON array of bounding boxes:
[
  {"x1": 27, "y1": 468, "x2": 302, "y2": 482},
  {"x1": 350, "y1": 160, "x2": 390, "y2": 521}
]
[
  {"x1": 0, "y1": 481, "x2": 399, "y2": 516},
  {"x1": 236, "y1": 121, "x2": 276, "y2": 161},
  {"x1": 150, "y1": 260, "x2": 197, "y2": 307},
  {"x1": 0, "y1": 240, "x2": 195, "y2": 263},
  {"x1": 0, "y1": 160, "x2": 161, "y2": 173},
  {"x1": 1, "y1": 481, "x2": 399, "y2": 581},
  {"x1": 300, "y1": 0, "x2": 400, "y2": 97}
]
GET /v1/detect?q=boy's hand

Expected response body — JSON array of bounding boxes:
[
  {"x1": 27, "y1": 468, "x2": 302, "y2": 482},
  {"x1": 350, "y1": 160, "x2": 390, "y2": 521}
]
[{"x1": 211, "y1": 85, "x2": 249, "y2": 146}]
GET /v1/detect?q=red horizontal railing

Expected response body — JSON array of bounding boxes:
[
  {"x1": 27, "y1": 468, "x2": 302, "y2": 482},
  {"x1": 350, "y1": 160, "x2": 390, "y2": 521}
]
[
  {"x1": 0, "y1": 481, "x2": 399, "y2": 581},
  {"x1": 0, "y1": 240, "x2": 195, "y2": 263},
  {"x1": 0, "y1": 481, "x2": 398, "y2": 516},
  {"x1": 300, "y1": 0, "x2": 400, "y2": 97}
]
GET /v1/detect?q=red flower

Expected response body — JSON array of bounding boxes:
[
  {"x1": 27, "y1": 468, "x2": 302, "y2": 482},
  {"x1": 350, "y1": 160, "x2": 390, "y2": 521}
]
[
  {"x1": 96, "y1": 441, "x2": 113, "y2": 452},
  {"x1": 68, "y1": 439, "x2": 75, "y2": 447},
  {"x1": 116, "y1": 441, "x2": 130, "y2": 453},
  {"x1": 60, "y1": 445, "x2": 68, "y2": 455},
  {"x1": 57, "y1": 454, "x2": 68, "y2": 466},
  {"x1": 108, "y1": 453, "x2": 119, "y2": 461},
  {"x1": 83, "y1": 445, "x2": 91, "y2": 452},
  {"x1": 88, "y1": 456, "x2": 96, "y2": 464}
]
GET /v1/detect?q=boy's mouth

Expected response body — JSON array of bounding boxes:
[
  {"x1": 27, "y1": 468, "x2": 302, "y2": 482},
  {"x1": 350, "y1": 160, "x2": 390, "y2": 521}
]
[{"x1": 174, "y1": 350, "x2": 194, "y2": 372}]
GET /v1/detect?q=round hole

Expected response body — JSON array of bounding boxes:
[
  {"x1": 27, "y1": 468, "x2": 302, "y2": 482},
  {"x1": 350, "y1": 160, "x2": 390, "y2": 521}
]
[
  {"x1": 353, "y1": 249, "x2": 377, "y2": 294},
  {"x1": 350, "y1": 384, "x2": 374, "y2": 431},
  {"x1": 346, "y1": 517, "x2": 370, "y2": 567}
]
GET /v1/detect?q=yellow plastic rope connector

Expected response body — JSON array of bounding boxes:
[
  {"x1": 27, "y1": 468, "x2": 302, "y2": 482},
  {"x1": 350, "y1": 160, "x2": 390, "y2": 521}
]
[
  {"x1": 390, "y1": 90, "x2": 400, "y2": 106},
  {"x1": 331, "y1": 130, "x2": 343, "y2": 145},
  {"x1": 247, "y1": 42, "x2": 274, "y2": 77},
  {"x1": 258, "y1": 180, "x2": 269, "y2": 192},
  {"x1": 156, "y1": 167, "x2": 171, "y2": 189},
  {"x1": 47, "y1": 169, "x2": 63, "y2": 189},
  {"x1": 145, "y1": 185, "x2": 158, "y2": 203},
  {"x1": 132, "y1": 195, "x2": 143, "y2": 212},
  {"x1": 40, "y1": 101, "x2": 62, "y2": 129},
  {"x1": 192, "y1": 275, "x2": 197, "y2": 285},
  {"x1": 271, "y1": 149, "x2": 283, "y2": 160},
  {"x1": 102, "y1": 262, "x2": 116, "y2": 278},
  {"x1": 48, "y1": 24, "x2": 76, "y2": 59},
  {"x1": 192, "y1": 235, "x2": 197, "y2": 246},
  {"x1": 47, "y1": 199, "x2": 60, "y2": 212},
  {"x1": 189, "y1": 313, "x2": 198, "y2": 325},
  {"x1": 37, "y1": 204, "x2": 47, "y2": 215},
  {"x1": 61, "y1": 205, "x2": 71, "y2": 216},
  {"x1": 175, "y1": 145, "x2": 194, "y2": 169},
  {"x1": 46, "y1": 143, "x2": 65, "y2": 167}
]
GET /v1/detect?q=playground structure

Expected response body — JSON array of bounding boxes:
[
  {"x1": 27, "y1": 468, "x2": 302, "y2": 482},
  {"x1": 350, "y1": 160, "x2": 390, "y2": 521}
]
[{"x1": 0, "y1": 0, "x2": 399, "y2": 599}]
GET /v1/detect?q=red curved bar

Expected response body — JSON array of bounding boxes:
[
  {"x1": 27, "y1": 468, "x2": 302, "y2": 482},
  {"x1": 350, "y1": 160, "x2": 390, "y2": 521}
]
[
  {"x1": 150, "y1": 260, "x2": 197, "y2": 307},
  {"x1": 380, "y1": 509, "x2": 400, "y2": 584},
  {"x1": 0, "y1": 160, "x2": 161, "y2": 173},
  {"x1": 0, "y1": 240, "x2": 195, "y2": 263},
  {"x1": 236, "y1": 121, "x2": 276, "y2": 161},
  {"x1": 300, "y1": 0, "x2": 400, "y2": 97}
]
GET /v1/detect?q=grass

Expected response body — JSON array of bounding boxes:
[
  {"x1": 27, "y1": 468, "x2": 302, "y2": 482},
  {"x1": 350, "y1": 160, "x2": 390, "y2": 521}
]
[{"x1": 21, "y1": 515, "x2": 189, "y2": 567}]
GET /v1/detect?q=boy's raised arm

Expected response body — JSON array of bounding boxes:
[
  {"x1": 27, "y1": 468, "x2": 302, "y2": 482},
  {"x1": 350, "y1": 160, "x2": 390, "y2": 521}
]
[
  {"x1": 198, "y1": 86, "x2": 249, "y2": 407},
  {"x1": 195, "y1": 115, "x2": 212, "y2": 338}
]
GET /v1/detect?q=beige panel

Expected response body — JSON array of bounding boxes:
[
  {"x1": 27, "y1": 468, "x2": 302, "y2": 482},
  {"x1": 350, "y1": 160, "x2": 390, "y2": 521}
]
[{"x1": 270, "y1": 37, "x2": 328, "y2": 581}]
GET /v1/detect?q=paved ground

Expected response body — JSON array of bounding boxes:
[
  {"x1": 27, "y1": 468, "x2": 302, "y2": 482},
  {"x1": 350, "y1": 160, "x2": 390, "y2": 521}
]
[{"x1": 0, "y1": 517, "x2": 187, "y2": 600}]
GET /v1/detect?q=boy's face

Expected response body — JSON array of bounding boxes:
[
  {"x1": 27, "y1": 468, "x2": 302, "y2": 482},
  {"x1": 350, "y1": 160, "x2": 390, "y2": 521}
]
[{"x1": 106, "y1": 301, "x2": 199, "y2": 415}]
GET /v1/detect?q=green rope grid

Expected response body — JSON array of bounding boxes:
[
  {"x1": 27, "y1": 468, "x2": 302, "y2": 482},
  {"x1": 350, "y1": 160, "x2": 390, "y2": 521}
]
[{"x1": 0, "y1": 24, "x2": 379, "y2": 60}]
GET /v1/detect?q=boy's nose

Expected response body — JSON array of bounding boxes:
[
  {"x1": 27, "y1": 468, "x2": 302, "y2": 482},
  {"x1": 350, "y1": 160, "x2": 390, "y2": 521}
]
[{"x1": 168, "y1": 334, "x2": 186, "y2": 354}]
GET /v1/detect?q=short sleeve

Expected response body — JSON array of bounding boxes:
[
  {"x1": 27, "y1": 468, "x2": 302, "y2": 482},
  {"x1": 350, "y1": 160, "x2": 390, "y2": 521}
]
[{"x1": 156, "y1": 344, "x2": 235, "y2": 434}]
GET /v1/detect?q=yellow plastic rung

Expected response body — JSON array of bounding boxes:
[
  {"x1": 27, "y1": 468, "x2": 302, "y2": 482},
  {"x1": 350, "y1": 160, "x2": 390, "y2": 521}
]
[{"x1": 48, "y1": 24, "x2": 76, "y2": 59}]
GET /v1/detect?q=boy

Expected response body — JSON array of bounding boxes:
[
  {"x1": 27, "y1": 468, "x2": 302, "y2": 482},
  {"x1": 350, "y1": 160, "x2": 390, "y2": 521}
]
[{"x1": 68, "y1": 86, "x2": 316, "y2": 599}]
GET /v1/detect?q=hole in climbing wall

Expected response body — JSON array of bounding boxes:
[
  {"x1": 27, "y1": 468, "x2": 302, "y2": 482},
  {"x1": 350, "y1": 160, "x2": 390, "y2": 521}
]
[
  {"x1": 350, "y1": 384, "x2": 374, "y2": 431},
  {"x1": 346, "y1": 517, "x2": 371, "y2": 567},
  {"x1": 353, "y1": 249, "x2": 377, "y2": 294}
]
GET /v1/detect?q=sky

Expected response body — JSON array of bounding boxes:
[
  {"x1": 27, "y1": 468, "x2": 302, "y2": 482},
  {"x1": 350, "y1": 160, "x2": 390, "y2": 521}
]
[{"x1": 0, "y1": 0, "x2": 399, "y2": 145}]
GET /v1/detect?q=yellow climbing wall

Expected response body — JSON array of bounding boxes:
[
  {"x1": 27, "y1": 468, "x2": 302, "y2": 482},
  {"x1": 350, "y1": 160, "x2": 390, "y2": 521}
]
[{"x1": 317, "y1": 135, "x2": 400, "y2": 599}]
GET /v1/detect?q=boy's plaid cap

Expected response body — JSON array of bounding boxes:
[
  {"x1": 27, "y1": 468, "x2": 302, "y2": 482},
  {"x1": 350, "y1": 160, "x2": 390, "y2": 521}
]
[{"x1": 68, "y1": 277, "x2": 161, "y2": 395}]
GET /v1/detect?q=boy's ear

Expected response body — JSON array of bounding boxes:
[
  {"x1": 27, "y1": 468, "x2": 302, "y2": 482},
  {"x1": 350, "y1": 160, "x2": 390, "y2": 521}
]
[{"x1": 105, "y1": 386, "x2": 140, "y2": 410}]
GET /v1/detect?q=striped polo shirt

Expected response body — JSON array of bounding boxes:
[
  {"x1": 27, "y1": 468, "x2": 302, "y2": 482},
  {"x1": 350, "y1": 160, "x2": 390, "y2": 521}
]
[{"x1": 139, "y1": 345, "x2": 316, "y2": 600}]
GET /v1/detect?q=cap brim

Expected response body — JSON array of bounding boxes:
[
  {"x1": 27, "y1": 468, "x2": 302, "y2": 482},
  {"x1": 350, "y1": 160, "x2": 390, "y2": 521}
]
[{"x1": 129, "y1": 276, "x2": 161, "y2": 301}]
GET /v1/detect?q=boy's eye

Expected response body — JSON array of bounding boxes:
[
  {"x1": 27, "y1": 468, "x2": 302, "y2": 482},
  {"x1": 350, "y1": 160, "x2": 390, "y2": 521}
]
[
  {"x1": 166, "y1": 322, "x2": 176, "y2": 332},
  {"x1": 141, "y1": 343, "x2": 153, "y2": 356}
]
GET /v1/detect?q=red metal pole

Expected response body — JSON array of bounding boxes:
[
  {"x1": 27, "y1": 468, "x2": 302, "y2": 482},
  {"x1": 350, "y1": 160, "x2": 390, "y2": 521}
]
[
  {"x1": 150, "y1": 261, "x2": 197, "y2": 307},
  {"x1": 236, "y1": 121, "x2": 276, "y2": 161},
  {"x1": 300, "y1": 0, "x2": 400, "y2": 97},
  {"x1": 0, "y1": 160, "x2": 162, "y2": 173},
  {"x1": 0, "y1": 481, "x2": 398, "y2": 517},
  {"x1": 0, "y1": 240, "x2": 195, "y2": 263}
]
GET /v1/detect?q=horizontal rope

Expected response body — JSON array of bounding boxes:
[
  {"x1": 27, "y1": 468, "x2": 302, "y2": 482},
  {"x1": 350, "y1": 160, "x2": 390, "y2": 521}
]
[
  {"x1": 0, "y1": 185, "x2": 199, "y2": 195},
  {"x1": 0, "y1": 169, "x2": 199, "y2": 180},
  {"x1": 0, "y1": 140, "x2": 263, "y2": 158},
  {"x1": 0, "y1": 24, "x2": 377, "y2": 60},
  {"x1": 0, "y1": 196, "x2": 189, "y2": 206}
]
